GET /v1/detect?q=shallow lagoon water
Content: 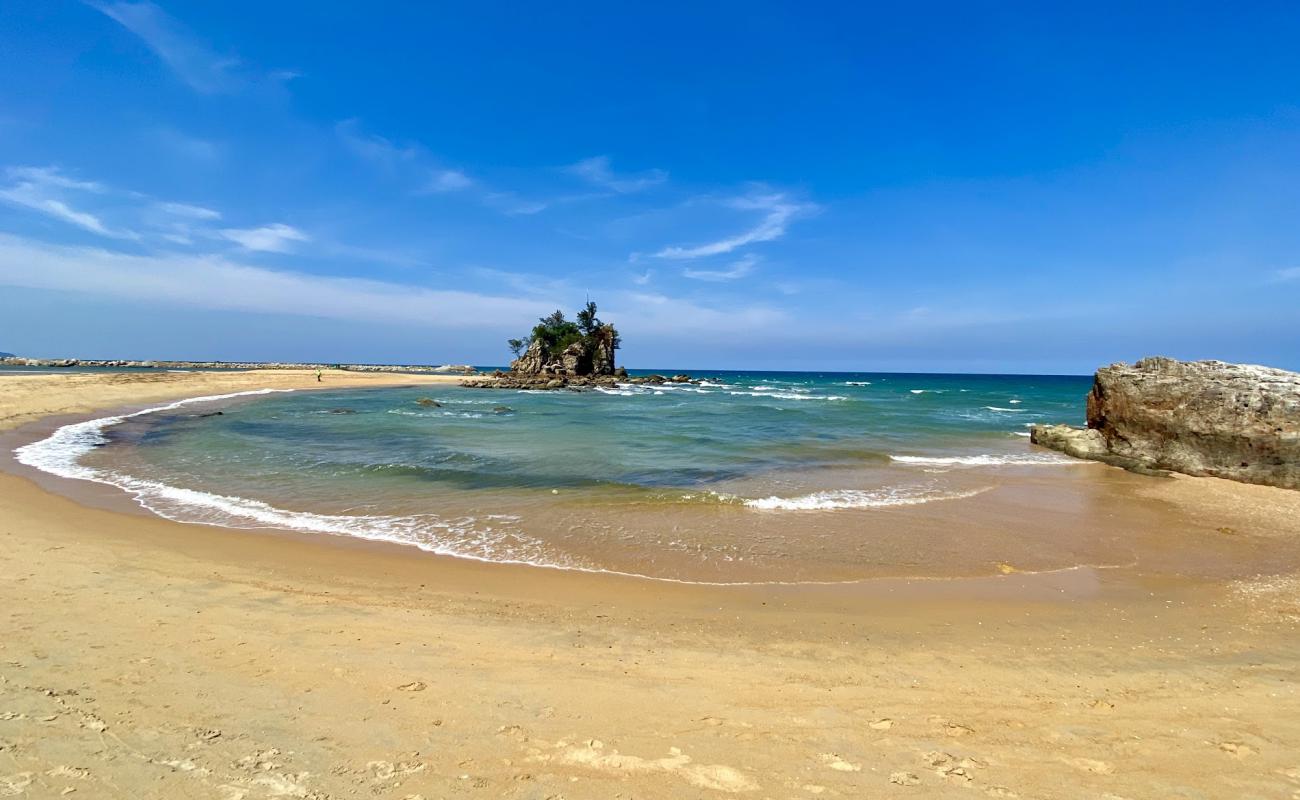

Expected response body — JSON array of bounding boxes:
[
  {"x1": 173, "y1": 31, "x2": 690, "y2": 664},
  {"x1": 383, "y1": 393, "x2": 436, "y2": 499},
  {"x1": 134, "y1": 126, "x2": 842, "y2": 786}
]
[{"x1": 20, "y1": 371, "x2": 1144, "y2": 583}]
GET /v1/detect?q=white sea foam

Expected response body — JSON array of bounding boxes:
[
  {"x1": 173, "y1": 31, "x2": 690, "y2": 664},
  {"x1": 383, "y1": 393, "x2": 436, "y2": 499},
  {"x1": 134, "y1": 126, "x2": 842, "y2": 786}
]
[
  {"x1": 983, "y1": 406, "x2": 1024, "y2": 412},
  {"x1": 751, "y1": 385, "x2": 811, "y2": 393},
  {"x1": 1010, "y1": 431, "x2": 1032, "y2": 437},
  {"x1": 843, "y1": 381, "x2": 871, "y2": 386},
  {"x1": 745, "y1": 485, "x2": 990, "y2": 511},
  {"x1": 727, "y1": 391, "x2": 847, "y2": 401},
  {"x1": 890, "y1": 453, "x2": 1082, "y2": 466},
  {"x1": 13, "y1": 389, "x2": 572, "y2": 572},
  {"x1": 387, "y1": 409, "x2": 486, "y2": 419},
  {"x1": 14, "y1": 389, "x2": 292, "y2": 481},
  {"x1": 910, "y1": 389, "x2": 945, "y2": 394},
  {"x1": 1009, "y1": 399, "x2": 1022, "y2": 404}
]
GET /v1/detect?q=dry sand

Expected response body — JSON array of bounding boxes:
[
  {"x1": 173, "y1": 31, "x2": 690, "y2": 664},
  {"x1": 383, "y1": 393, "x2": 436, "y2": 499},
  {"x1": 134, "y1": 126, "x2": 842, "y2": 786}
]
[{"x1": 1, "y1": 370, "x2": 1299, "y2": 799}]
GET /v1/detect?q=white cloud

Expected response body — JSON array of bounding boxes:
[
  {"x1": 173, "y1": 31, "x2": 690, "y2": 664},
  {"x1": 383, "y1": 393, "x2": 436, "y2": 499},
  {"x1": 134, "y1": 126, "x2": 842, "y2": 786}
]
[
  {"x1": 0, "y1": 166, "x2": 135, "y2": 239},
  {"x1": 335, "y1": 119, "x2": 421, "y2": 167},
  {"x1": 568, "y1": 156, "x2": 667, "y2": 193},
  {"x1": 1275, "y1": 267, "x2": 1300, "y2": 282},
  {"x1": 153, "y1": 128, "x2": 222, "y2": 161},
  {"x1": 654, "y1": 190, "x2": 814, "y2": 260},
  {"x1": 6, "y1": 166, "x2": 105, "y2": 192},
  {"x1": 631, "y1": 269, "x2": 653, "y2": 286},
  {"x1": 605, "y1": 291, "x2": 787, "y2": 341},
  {"x1": 482, "y1": 192, "x2": 549, "y2": 215},
  {"x1": 0, "y1": 234, "x2": 551, "y2": 330},
  {"x1": 0, "y1": 234, "x2": 788, "y2": 343},
  {"x1": 683, "y1": 254, "x2": 758, "y2": 282},
  {"x1": 219, "y1": 223, "x2": 309, "y2": 253},
  {"x1": 424, "y1": 169, "x2": 474, "y2": 193},
  {"x1": 88, "y1": 1, "x2": 243, "y2": 93},
  {"x1": 156, "y1": 201, "x2": 221, "y2": 220}
]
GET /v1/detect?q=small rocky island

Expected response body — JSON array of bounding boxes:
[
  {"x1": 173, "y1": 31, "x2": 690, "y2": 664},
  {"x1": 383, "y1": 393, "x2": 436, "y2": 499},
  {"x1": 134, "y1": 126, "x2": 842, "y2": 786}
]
[
  {"x1": 464, "y1": 301, "x2": 694, "y2": 390},
  {"x1": 1032, "y1": 356, "x2": 1300, "y2": 489}
]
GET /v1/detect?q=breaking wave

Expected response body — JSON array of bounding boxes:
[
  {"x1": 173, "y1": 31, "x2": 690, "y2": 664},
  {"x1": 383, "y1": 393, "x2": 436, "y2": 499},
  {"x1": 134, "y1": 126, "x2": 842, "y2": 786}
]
[
  {"x1": 744, "y1": 485, "x2": 991, "y2": 511},
  {"x1": 889, "y1": 453, "x2": 1083, "y2": 466}
]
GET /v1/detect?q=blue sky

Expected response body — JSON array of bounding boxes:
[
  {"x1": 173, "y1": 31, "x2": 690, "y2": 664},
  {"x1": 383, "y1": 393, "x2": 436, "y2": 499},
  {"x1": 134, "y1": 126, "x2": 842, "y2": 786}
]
[{"x1": 1, "y1": 2, "x2": 1299, "y2": 372}]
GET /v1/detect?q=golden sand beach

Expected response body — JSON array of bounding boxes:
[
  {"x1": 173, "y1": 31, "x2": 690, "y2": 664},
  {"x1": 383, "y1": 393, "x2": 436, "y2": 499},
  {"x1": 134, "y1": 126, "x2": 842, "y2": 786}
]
[{"x1": 2, "y1": 370, "x2": 1299, "y2": 798}]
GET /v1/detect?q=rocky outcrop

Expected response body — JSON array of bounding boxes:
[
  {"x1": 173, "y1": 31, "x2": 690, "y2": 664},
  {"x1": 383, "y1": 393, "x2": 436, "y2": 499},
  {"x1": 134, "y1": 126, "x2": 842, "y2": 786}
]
[
  {"x1": 462, "y1": 371, "x2": 696, "y2": 391},
  {"x1": 509, "y1": 326, "x2": 618, "y2": 378},
  {"x1": 1032, "y1": 357, "x2": 1300, "y2": 489}
]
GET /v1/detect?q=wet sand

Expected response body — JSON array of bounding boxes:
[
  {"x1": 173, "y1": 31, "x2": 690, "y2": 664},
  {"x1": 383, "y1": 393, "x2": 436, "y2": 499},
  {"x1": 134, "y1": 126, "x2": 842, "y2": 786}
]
[{"x1": 2, "y1": 370, "x2": 1299, "y2": 798}]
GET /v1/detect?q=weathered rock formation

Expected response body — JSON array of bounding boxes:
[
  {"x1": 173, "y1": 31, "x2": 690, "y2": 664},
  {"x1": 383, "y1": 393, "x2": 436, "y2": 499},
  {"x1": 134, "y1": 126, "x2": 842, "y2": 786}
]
[
  {"x1": 509, "y1": 326, "x2": 618, "y2": 378},
  {"x1": 1032, "y1": 357, "x2": 1300, "y2": 489},
  {"x1": 463, "y1": 369, "x2": 694, "y2": 391}
]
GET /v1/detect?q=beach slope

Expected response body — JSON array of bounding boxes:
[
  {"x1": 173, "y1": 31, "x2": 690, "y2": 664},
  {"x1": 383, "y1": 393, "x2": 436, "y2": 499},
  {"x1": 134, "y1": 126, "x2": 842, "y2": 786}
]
[{"x1": 2, "y1": 370, "x2": 1299, "y2": 799}]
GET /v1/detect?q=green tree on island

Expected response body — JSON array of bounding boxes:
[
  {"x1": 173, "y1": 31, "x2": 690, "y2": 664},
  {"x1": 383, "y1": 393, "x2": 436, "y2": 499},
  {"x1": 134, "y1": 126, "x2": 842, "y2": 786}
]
[{"x1": 509, "y1": 300, "x2": 621, "y2": 368}]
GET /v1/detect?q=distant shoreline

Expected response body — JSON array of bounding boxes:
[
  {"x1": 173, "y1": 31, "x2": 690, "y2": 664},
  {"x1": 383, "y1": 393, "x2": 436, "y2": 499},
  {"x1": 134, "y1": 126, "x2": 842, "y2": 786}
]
[
  {"x1": 0, "y1": 356, "x2": 480, "y2": 374},
  {"x1": 1, "y1": 355, "x2": 1094, "y2": 378}
]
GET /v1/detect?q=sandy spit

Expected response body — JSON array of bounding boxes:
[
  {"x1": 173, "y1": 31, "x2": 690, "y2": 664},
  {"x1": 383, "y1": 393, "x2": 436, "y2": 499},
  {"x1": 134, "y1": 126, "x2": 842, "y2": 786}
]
[{"x1": 1, "y1": 369, "x2": 1298, "y2": 799}]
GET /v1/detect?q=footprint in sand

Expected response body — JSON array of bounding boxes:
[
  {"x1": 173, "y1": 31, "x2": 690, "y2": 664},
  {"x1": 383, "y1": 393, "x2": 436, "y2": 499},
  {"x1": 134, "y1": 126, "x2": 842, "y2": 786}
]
[
  {"x1": 869, "y1": 718, "x2": 894, "y2": 730},
  {"x1": 817, "y1": 753, "x2": 861, "y2": 772},
  {"x1": 396, "y1": 681, "x2": 427, "y2": 692},
  {"x1": 44, "y1": 766, "x2": 90, "y2": 780},
  {"x1": 929, "y1": 716, "x2": 974, "y2": 736},
  {"x1": 366, "y1": 760, "x2": 427, "y2": 782},
  {"x1": 889, "y1": 771, "x2": 921, "y2": 786},
  {"x1": 527, "y1": 740, "x2": 759, "y2": 793},
  {"x1": 1, "y1": 773, "x2": 33, "y2": 796},
  {"x1": 1216, "y1": 741, "x2": 1256, "y2": 758},
  {"x1": 942, "y1": 766, "x2": 975, "y2": 786},
  {"x1": 1058, "y1": 756, "x2": 1113, "y2": 775}
]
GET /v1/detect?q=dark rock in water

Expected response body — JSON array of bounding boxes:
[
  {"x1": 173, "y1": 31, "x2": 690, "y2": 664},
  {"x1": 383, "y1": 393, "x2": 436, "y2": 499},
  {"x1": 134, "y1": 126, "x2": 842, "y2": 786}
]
[
  {"x1": 615, "y1": 366, "x2": 628, "y2": 379},
  {"x1": 192, "y1": 411, "x2": 224, "y2": 418},
  {"x1": 1032, "y1": 357, "x2": 1300, "y2": 489},
  {"x1": 328, "y1": 408, "x2": 357, "y2": 414},
  {"x1": 492, "y1": 406, "x2": 514, "y2": 413},
  {"x1": 415, "y1": 397, "x2": 442, "y2": 408}
]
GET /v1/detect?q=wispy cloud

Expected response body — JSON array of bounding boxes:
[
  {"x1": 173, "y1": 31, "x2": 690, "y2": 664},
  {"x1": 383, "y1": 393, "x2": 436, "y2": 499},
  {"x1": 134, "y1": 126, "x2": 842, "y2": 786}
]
[
  {"x1": 87, "y1": 1, "x2": 244, "y2": 93},
  {"x1": 337, "y1": 119, "x2": 528, "y2": 205},
  {"x1": 654, "y1": 190, "x2": 814, "y2": 260},
  {"x1": 219, "y1": 223, "x2": 309, "y2": 253},
  {"x1": 0, "y1": 166, "x2": 134, "y2": 239},
  {"x1": 0, "y1": 234, "x2": 552, "y2": 331},
  {"x1": 568, "y1": 156, "x2": 667, "y2": 193},
  {"x1": 152, "y1": 127, "x2": 222, "y2": 161},
  {"x1": 6, "y1": 166, "x2": 105, "y2": 193},
  {"x1": 683, "y1": 254, "x2": 758, "y2": 282},
  {"x1": 335, "y1": 119, "x2": 421, "y2": 168},
  {"x1": 1274, "y1": 267, "x2": 1300, "y2": 282},
  {"x1": 482, "y1": 192, "x2": 549, "y2": 215},
  {"x1": 156, "y1": 201, "x2": 221, "y2": 220},
  {"x1": 0, "y1": 233, "x2": 790, "y2": 345},
  {"x1": 423, "y1": 169, "x2": 474, "y2": 193}
]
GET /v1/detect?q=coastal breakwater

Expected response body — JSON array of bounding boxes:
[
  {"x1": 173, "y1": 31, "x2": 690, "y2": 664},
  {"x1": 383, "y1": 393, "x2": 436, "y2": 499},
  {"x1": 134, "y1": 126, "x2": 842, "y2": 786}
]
[
  {"x1": 0, "y1": 356, "x2": 479, "y2": 374},
  {"x1": 1032, "y1": 356, "x2": 1300, "y2": 489}
]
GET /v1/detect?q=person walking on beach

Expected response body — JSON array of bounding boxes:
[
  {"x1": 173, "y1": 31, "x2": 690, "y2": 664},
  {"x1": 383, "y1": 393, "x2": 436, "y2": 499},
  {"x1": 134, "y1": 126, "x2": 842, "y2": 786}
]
[{"x1": 315, "y1": 368, "x2": 322, "y2": 382}]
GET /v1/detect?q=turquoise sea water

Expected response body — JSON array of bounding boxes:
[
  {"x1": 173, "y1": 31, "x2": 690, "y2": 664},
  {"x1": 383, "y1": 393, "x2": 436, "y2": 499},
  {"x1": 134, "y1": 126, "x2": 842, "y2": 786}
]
[{"x1": 19, "y1": 371, "x2": 1097, "y2": 582}]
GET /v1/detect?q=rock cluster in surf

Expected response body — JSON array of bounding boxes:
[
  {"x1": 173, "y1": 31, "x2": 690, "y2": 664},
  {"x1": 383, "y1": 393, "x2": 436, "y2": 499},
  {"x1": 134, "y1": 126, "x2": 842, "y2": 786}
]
[{"x1": 1032, "y1": 356, "x2": 1300, "y2": 489}]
